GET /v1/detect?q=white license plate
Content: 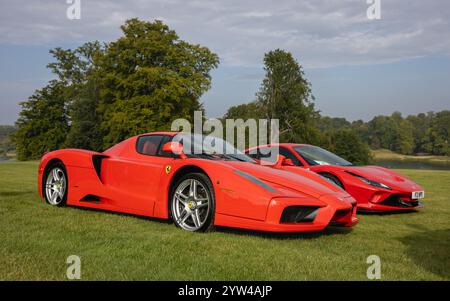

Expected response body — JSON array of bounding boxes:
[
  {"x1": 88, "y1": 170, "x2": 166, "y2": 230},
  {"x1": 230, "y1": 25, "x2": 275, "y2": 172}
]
[{"x1": 412, "y1": 191, "x2": 425, "y2": 199}]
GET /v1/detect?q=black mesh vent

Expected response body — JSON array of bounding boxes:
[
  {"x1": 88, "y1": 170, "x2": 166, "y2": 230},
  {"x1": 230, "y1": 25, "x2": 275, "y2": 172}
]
[
  {"x1": 280, "y1": 206, "x2": 319, "y2": 223},
  {"x1": 381, "y1": 195, "x2": 419, "y2": 207}
]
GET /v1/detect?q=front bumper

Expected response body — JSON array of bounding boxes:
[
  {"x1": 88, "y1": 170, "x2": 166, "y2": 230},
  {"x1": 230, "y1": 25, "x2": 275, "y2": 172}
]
[
  {"x1": 215, "y1": 196, "x2": 359, "y2": 232},
  {"x1": 358, "y1": 191, "x2": 424, "y2": 212}
]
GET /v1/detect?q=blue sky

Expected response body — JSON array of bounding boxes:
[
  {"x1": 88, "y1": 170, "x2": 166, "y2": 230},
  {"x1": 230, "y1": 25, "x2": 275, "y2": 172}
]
[{"x1": 0, "y1": 0, "x2": 449, "y2": 124}]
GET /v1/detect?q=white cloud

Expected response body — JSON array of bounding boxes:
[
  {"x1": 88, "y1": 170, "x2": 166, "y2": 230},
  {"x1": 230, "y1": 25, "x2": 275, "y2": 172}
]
[{"x1": 0, "y1": 0, "x2": 449, "y2": 68}]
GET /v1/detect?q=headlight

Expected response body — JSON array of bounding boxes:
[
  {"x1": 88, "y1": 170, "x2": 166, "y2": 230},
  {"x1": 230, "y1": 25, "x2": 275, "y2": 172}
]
[
  {"x1": 354, "y1": 175, "x2": 391, "y2": 190},
  {"x1": 234, "y1": 171, "x2": 276, "y2": 193}
]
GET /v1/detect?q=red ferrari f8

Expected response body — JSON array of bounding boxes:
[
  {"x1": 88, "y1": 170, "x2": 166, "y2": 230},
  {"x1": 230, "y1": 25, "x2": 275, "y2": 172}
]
[
  {"x1": 38, "y1": 133, "x2": 358, "y2": 232},
  {"x1": 246, "y1": 144, "x2": 425, "y2": 212}
]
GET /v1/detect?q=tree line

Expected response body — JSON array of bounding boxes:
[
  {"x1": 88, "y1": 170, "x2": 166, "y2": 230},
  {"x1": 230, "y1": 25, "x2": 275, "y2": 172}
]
[
  {"x1": 318, "y1": 111, "x2": 450, "y2": 156},
  {"x1": 9, "y1": 18, "x2": 449, "y2": 164}
]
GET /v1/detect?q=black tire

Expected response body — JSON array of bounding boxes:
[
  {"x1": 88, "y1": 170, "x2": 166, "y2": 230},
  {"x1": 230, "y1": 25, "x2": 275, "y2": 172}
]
[
  {"x1": 169, "y1": 172, "x2": 215, "y2": 232},
  {"x1": 42, "y1": 161, "x2": 68, "y2": 207},
  {"x1": 321, "y1": 173, "x2": 345, "y2": 190}
]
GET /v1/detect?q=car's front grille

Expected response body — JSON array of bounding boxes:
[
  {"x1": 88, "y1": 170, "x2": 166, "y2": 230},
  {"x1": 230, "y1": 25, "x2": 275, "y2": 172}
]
[{"x1": 381, "y1": 194, "x2": 420, "y2": 207}]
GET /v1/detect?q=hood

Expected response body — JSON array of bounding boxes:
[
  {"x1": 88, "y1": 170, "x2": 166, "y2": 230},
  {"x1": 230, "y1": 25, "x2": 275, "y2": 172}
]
[
  {"x1": 226, "y1": 161, "x2": 350, "y2": 199},
  {"x1": 344, "y1": 165, "x2": 423, "y2": 191}
]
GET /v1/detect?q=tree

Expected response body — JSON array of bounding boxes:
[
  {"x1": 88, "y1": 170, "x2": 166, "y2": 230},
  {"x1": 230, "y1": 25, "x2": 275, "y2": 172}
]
[
  {"x1": 390, "y1": 112, "x2": 414, "y2": 154},
  {"x1": 256, "y1": 49, "x2": 320, "y2": 144},
  {"x1": 0, "y1": 125, "x2": 16, "y2": 157},
  {"x1": 326, "y1": 129, "x2": 371, "y2": 165},
  {"x1": 317, "y1": 116, "x2": 351, "y2": 133},
  {"x1": 351, "y1": 119, "x2": 369, "y2": 143},
  {"x1": 64, "y1": 79, "x2": 104, "y2": 151},
  {"x1": 406, "y1": 112, "x2": 433, "y2": 154},
  {"x1": 366, "y1": 112, "x2": 414, "y2": 154},
  {"x1": 13, "y1": 81, "x2": 70, "y2": 160},
  {"x1": 221, "y1": 101, "x2": 265, "y2": 149},
  {"x1": 429, "y1": 110, "x2": 450, "y2": 155},
  {"x1": 14, "y1": 19, "x2": 218, "y2": 159},
  {"x1": 48, "y1": 41, "x2": 105, "y2": 151},
  {"x1": 98, "y1": 19, "x2": 219, "y2": 147}
]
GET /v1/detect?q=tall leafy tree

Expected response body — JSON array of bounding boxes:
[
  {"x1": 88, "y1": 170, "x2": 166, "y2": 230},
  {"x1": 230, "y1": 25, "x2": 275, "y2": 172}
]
[
  {"x1": 48, "y1": 41, "x2": 105, "y2": 150},
  {"x1": 221, "y1": 101, "x2": 265, "y2": 149},
  {"x1": 98, "y1": 19, "x2": 219, "y2": 147},
  {"x1": 429, "y1": 110, "x2": 450, "y2": 155},
  {"x1": 367, "y1": 112, "x2": 414, "y2": 154},
  {"x1": 13, "y1": 81, "x2": 69, "y2": 160},
  {"x1": 406, "y1": 112, "x2": 433, "y2": 154},
  {"x1": 326, "y1": 129, "x2": 371, "y2": 165},
  {"x1": 256, "y1": 49, "x2": 320, "y2": 144},
  {"x1": 0, "y1": 125, "x2": 16, "y2": 157}
]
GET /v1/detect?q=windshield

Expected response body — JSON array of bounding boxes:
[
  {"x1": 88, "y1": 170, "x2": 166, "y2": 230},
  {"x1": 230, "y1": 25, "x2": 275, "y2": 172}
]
[
  {"x1": 172, "y1": 133, "x2": 255, "y2": 163},
  {"x1": 293, "y1": 145, "x2": 352, "y2": 166}
]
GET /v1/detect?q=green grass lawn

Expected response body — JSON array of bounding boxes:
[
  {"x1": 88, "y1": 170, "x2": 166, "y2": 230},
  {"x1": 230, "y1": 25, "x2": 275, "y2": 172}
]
[{"x1": 0, "y1": 161, "x2": 449, "y2": 280}]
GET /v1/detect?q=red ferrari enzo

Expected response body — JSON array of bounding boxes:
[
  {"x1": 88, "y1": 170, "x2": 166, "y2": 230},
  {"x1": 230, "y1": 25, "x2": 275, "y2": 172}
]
[
  {"x1": 246, "y1": 144, "x2": 425, "y2": 212},
  {"x1": 38, "y1": 132, "x2": 358, "y2": 232}
]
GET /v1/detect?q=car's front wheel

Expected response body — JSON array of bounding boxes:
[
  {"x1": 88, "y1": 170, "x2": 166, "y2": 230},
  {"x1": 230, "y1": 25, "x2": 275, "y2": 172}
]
[
  {"x1": 43, "y1": 162, "x2": 68, "y2": 207},
  {"x1": 170, "y1": 173, "x2": 215, "y2": 232}
]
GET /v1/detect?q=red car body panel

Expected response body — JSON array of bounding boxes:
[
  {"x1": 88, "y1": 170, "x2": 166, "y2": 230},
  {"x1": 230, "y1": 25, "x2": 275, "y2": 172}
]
[
  {"x1": 246, "y1": 144, "x2": 424, "y2": 212},
  {"x1": 38, "y1": 133, "x2": 359, "y2": 232}
]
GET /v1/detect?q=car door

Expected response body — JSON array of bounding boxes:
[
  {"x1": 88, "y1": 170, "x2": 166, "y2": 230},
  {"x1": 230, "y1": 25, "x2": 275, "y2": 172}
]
[{"x1": 102, "y1": 135, "x2": 173, "y2": 215}]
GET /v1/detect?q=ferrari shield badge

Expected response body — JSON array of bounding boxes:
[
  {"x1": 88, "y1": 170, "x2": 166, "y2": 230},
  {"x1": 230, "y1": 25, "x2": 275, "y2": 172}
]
[{"x1": 165, "y1": 165, "x2": 172, "y2": 174}]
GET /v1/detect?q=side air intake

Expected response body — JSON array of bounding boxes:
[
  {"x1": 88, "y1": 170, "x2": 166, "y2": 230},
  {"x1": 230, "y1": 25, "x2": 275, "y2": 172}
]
[{"x1": 92, "y1": 155, "x2": 108, "y2": 183}]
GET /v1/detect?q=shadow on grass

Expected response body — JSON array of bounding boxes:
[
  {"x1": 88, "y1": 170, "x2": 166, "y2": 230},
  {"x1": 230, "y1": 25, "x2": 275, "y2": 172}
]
[
  {"x1": 65, "y1": 205, "x2": 171, "y2": 225},
  {"x1": 65, "y1": 205, "x2": 352, "y2": 240},
  {"x1": 215, "y1": 225, "x2": 353, "y2": 240},
  {"x1": 0, "y1": 190, "x2": 34, "y2": 197},
  {"x1": 399, "y1": 228, "x2": 450, "y2": 279},
  {"x1": 357, "y1": 209, "x2": 419, "y2": 216}
]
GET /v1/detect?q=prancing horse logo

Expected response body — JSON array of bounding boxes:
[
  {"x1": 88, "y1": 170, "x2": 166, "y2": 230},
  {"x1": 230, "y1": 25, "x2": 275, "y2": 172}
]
[{"x1": 165, "y1": 165, "x2": 172, "y2": 174}]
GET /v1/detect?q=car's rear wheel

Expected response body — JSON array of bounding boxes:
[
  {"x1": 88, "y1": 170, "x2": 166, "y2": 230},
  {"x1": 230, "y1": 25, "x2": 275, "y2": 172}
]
[
  {"x1": 170, "y1": 173, "x2": 215, "y2": 232},
  {"x1": 43, "y1": 162, "x2": 68, "y2": 207}
]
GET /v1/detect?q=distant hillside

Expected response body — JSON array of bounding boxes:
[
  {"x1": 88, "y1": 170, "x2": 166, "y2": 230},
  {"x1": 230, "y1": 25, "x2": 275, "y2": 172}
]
[{"x1": 0, "y1": 125, "x2": 16, "y2": 157}]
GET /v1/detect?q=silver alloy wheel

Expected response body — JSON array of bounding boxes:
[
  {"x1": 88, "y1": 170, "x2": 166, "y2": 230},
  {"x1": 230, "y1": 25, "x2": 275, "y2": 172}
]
[
  {"x1": 45, "y1": 167, "x2": 66, "y2": 205},
  {"x1": 172, "y1": 178, "x2": 210, "y2": 231}
]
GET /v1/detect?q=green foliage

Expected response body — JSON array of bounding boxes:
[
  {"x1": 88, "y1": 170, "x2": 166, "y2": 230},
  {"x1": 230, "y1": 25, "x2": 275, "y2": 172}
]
[
  {"x1": 0, "y1": 125, "x2": 16, "y2": 156},
  {"x1": 256, "y1": 49, "x2": 321, "y2": 144},
  {"x1": 406, "y1": 113, "x2": 433, "y2": 154},
  {"x1": 13, "y1": 82, "x2": 70, "y2": 160},
  {"x1": 14, "y1": 19, "x2": 218, "y2": 159},
  {"x1": 221, "y1": 101, "x2": 264, "y2": 149},
  {"x1": 318, "y1": 111, "x2": 449, "y2": 158},
  {"x1": 429, "y1": 110, "x2": 450, "y2": 155},
  {"x1": 324, "y1": 129, "x2": 372, "y2": 165},
  {"x1": 317, "y1": 116, "x2": 351, "y2": 132},
  {"x1": 64, "y1": 79, "x2": 104, "y2": 151},
  {"x1": 316, "y1": 117, "x2": 371, "y2": 165},
  {"x1": 364, "y1": 112, "x2": 414, "y2": 154},
  {"x1": 98, "y1": 19, "x2": 219, "y2": 147}
]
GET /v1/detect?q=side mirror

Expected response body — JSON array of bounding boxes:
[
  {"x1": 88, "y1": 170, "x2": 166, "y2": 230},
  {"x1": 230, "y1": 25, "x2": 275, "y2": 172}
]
[
  {"x1": 282, "y1": 158, "x2": 295, "y2": 166},
  {"x1": 273, "y1": 155, "x2": 295, "y2": 167},
  {"x1": 162, "y1": 142, "x2": 187, "y2": 159},
  {"x1": 274, "y1": 154, "x2": 286, "y2": 168}
]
